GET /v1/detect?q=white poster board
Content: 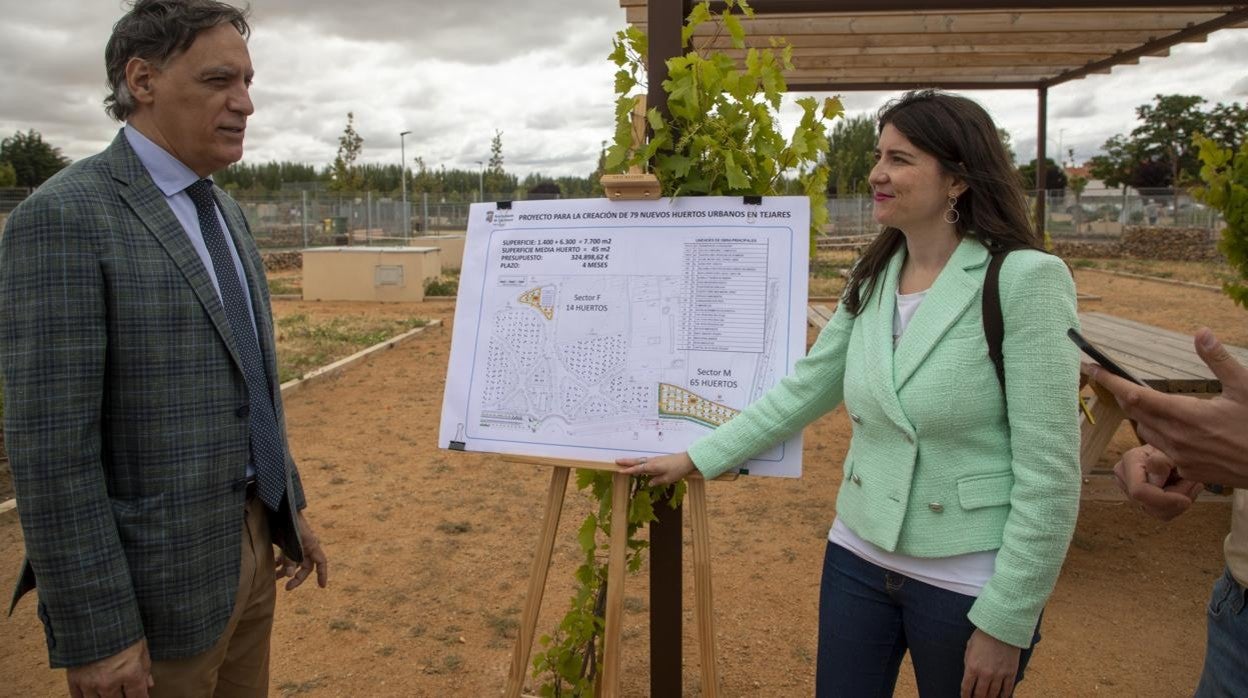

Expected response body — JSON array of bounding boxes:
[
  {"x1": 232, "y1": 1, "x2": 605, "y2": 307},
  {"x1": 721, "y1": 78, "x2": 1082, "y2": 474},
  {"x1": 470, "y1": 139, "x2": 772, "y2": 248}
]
[{"x1": 437, "y1": 196, "x2": 809, "y2": 477}]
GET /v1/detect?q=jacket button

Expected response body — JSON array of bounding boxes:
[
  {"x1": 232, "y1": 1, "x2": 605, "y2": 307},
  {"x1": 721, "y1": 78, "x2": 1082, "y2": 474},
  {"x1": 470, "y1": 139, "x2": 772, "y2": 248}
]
[
  {"x1": 849, "y1": 412, "x2": 863, "y2": 425},
  {"x1": 236, "y1": 405, "x2": 250, "y2": 418},
  {"x1": 928, "y1": 502, "x2": 944, "y2": 513},
  {"x1": 852, "y1": 474, "x2": 862, "y2": 486},
  {"x1": 904, "y1": 433, "x2": 915, "y2": 444}
]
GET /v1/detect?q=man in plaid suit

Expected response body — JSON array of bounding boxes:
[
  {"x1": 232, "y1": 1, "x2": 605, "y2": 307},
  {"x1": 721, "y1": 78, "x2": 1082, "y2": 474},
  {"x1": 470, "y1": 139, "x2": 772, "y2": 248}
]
[{"x1": 0, "y1": 1, "x2": 329, "y2": 695}]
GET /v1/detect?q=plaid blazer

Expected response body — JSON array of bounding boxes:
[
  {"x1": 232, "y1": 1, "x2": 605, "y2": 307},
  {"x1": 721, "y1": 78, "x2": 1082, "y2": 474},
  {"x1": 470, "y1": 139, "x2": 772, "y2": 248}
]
[{"x1": 0, "y1": 131, "x2": 307, "y2": 668}]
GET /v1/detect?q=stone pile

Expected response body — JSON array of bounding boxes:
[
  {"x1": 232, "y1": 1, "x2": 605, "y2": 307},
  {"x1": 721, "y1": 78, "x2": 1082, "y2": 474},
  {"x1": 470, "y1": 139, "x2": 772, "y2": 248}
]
[{"x1": 262, "y1": 251, "x2": 302, "y2": 272}]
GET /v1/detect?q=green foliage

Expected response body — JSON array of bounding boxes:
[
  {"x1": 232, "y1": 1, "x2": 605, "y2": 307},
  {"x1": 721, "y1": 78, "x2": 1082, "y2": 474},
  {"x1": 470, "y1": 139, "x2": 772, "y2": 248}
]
[
  {"x1": 826, "y1": 114, "x2": 875, "y2": 197},
  {"x1": 0, "y1": 160, "x2": 16, "y2": 187},
  {"x1": 998, "y1": 127, "x2": 1017, "y2": 165},
  {"x1": 215, "y1": 160, "x2": 319, "y2": 193},
  {"x1": 1088, "y1": 133, "x2": 1137, "y2": 191},
  {"x1": 532, "y1": 5, "x2": 838, "y2": 694},
  {"x1": 531, "y1": 471, "x2": 685, "y2": 695},
  {"x1": 423, "y1": 276, "x2": 458, "y2": 296},
  {"x1": 1132, "y1": 94, "x2": 1207, "y2": 189},
  {"x1": 1193, "y1": 135, "x2": 1248, "y2": 309},
  {"x1": 330, "y1": 112, "x2": 365, "y2": 192},
  {"x1": 1091, "y1": 95, "x2": 1247, "y2": 193},
  {"x1": 0, "y1": 130, "x2": 70, "y2": 187},
  {"x1": 1018, "y1": 158, "x2": 1067, "y2": 192},
  {"x1": 607, "y1": 0, "x2": 839, "y2": 247},
  {"x1": 484, "y1": 130, "x2": 508, "y2": 195}
]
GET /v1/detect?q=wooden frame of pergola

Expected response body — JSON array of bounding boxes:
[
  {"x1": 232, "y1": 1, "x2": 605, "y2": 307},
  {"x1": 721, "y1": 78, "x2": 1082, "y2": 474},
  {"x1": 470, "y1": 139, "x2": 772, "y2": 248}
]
[{"x1": 621, "y1": 2, "x2": 1247, "y2": 695}]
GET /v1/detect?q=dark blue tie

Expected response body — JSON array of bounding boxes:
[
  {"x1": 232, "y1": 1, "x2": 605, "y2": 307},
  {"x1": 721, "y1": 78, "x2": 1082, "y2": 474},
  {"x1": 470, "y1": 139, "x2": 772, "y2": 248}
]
[{"x1": 187, "y1": 179, "x2": 287, "y2": 511}]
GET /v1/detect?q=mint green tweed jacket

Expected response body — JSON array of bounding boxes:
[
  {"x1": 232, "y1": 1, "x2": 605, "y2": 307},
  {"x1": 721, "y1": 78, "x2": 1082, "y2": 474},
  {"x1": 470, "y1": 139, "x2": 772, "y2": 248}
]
[{"x1": 689, "y1": 237, "x2": 1081, "y2": 648}]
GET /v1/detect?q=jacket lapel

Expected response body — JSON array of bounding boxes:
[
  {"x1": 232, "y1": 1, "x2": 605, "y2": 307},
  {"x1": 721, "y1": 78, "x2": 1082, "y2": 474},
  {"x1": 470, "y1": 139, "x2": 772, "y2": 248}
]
[
  {"x1": 106, "y1": 132, "x2": 245, "y2": 371},
  {"x1": 861, "y1": 249, "x2": 911, "y2": 427},
  {"x1": 893, "y1": 237, "x2": 989, "y2": 391}
]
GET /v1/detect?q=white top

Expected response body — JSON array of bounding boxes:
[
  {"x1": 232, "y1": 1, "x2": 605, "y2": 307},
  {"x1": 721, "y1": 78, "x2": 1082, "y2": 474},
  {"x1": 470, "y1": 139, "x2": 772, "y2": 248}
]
[{"x1": 827, "y1": 288, "x2": 999, "y2": 598}]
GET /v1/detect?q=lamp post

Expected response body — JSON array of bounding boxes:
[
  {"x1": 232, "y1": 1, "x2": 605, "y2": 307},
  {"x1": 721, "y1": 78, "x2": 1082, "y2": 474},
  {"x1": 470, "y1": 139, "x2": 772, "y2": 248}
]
[
  {"x1": 475, "y1": 160, "x2": 484, "y2": 202},
  {"x1": 399, "y1": 130, "x2": 411, "y2": 239}
]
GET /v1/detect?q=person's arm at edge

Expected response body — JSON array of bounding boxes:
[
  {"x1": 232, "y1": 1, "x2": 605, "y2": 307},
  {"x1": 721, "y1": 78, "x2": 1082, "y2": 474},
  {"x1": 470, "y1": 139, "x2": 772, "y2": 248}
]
[{"x1": 967, "y1": 253, "x2": 1083, "y2": 649}]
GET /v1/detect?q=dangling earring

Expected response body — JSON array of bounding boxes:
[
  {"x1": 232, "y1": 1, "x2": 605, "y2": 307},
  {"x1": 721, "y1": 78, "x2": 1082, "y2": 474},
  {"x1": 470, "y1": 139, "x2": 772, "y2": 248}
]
[{"x1": 943, "y1": 195, "x2": 960, "y2": 225}]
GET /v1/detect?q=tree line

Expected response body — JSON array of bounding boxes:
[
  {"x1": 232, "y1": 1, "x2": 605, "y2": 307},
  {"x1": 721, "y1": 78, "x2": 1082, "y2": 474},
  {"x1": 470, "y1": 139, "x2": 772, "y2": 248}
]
[
  {"x1": 824, "y1": 94, "x2": 1246, "y2": 197},
  {"x1": 6, "y1": 95, "x2": 1243, "y2": 199}
]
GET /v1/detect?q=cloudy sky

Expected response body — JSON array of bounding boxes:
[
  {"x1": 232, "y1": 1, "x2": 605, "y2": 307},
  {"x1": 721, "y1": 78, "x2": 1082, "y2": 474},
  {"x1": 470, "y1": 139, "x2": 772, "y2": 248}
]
[{"x1": 1, "y1": 0, "x2": 1245, "y2": 180}]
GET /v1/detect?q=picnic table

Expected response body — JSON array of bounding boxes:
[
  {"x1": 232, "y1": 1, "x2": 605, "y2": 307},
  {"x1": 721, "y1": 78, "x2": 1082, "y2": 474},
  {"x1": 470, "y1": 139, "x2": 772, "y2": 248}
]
[{"x1": 1076, "y1": 311, "x2": 1248, "y2": 474}]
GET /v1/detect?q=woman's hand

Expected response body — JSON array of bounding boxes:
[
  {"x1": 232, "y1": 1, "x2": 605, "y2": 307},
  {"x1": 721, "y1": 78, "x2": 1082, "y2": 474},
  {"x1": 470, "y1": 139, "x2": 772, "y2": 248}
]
[
  {"x1": 961, "y1": 628, "x2": 1022, "y2": 698},
  {"x1": 615, "y1": 452, "x2": 697, "y2": 486}
]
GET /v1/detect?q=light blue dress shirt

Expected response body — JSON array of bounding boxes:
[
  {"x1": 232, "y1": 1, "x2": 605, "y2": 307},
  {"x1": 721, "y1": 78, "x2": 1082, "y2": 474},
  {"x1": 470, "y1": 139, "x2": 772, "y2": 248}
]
[{"x1": 125, "y1": 124, "x2": 261, "y2": 477}]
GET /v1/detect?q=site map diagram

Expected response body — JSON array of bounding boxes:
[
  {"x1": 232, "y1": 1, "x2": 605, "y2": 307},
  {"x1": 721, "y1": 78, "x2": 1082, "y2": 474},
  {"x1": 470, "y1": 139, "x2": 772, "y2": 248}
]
[{"x1": 439, "y1": 197, "x2": 808, "y2": 477}]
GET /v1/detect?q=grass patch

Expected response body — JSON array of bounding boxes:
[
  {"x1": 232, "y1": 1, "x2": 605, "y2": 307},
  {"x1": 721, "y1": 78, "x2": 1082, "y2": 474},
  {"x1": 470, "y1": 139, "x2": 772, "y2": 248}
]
[
  {"x1": 268, "y1": 277, "x2": 300, "y2": 295},
  {"x1": 275, "y1": 314, "x2": 429, "y2": 383},
  {"x1": 484, "y1": 607, "x2": 520, "y2": 640}
]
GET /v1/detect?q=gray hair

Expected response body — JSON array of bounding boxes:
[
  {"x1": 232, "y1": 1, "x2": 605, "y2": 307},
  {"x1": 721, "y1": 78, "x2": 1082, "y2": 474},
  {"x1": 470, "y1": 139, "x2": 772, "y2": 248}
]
[{"x1": 104, "y1": 0, "x2": 251, "y2": 121}]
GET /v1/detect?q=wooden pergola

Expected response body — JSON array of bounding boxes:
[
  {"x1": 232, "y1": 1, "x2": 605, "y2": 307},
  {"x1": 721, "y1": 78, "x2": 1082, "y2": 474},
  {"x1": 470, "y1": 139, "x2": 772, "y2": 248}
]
[
  {"x1": 622, "y1": 0, "x2": 1248, "y2": 221},
  {"x1": 620, "y1": 2, "x2": 1247, "y2": 695}
]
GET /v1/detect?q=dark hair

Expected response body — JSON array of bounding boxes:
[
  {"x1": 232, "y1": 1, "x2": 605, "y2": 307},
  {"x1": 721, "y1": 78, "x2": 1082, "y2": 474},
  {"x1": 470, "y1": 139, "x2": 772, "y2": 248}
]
[
  {"x1": 104, "y1": 0, "x2": 251, "y2": 121},
  {"x1": 843, "y1": 90, "x2": 1040, "y2": 315}
]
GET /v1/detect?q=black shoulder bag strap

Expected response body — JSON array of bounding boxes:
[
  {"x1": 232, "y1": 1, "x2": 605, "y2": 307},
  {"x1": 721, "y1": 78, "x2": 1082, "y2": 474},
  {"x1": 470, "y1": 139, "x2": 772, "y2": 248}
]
[{"x1": 983, "y1": 249, "x2": 1009, "y2": 392}]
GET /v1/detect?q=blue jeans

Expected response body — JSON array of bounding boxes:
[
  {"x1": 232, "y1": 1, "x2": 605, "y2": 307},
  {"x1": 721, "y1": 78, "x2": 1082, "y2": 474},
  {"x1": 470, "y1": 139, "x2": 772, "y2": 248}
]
[
  {"x1": 1194, "y1": 567, "x2": 1248, "y2": 698},
  {"x1": 817, "y1": 542, "x2": 1040, "y2": 697}
]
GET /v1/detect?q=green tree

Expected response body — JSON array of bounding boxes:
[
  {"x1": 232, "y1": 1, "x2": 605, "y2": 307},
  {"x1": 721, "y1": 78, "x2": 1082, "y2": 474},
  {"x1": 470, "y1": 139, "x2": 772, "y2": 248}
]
[
  {"x1": 998, "y1": 127, "x2": 1017, "y2": 165},
  {"x1": 484, "y1": 130, "x2": 507, "y2": 195},
  {"x1": 0, "y1": 160, "x2": 16, "y2": 187},
  {"x1": 1205, "y1": 102, "x2": 1248, "y2": 153},
  {"x1": 1088, "y1": 133, "x2": 1138, "y2": 191},
  {"x1": 0, "y1": 130, "x2": 70, "y2": 187},
  {"x1": 330, "y1": 112, "x2": 364, "y2": 192},
  {"x1": 1068, "y1": 173, "x2": 1089, "y2": 233},
  {"x1": 1018, "y1": 158, "x2": 1067, "y2": 192},
  {"x1": 825, "y1": 114, "x2": 875, "y2": 197},
  {"x1": 1194, "y1": 135, "x2": 1248, "y2": 308},
  {"x1": 1131, "y1": 94, "x2": 1207, "y2": 215}
]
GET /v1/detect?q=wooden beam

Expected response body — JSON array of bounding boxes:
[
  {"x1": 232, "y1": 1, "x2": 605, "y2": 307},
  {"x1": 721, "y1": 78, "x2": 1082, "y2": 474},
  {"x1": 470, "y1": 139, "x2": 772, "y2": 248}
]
[
  {"x1": 1045, "y1": 6, "x2": 1248, "y2": 86},
  {"x1": 789, "y1": 51, "x2": 1129, "y2": 68},
  {"x1": 645, "y1": 29, "x2": 1189, "y2": 48},
  {"x1": 696, "y1": 0, "x2": 1244, "y2": 10},
  {"x1": 785, "y1": 66, "x2": 1081, "y2": 79},
  {"x1": 624, "y1": 8, "x2": 1229, "y2": 33},
  {"x1": 786, "y1": 80, "x2": 1044, "y2": 91}
]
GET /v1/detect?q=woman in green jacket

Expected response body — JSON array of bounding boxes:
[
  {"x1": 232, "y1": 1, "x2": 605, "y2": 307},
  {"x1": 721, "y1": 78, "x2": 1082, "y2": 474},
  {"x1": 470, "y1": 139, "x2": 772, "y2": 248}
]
[{"x1": 618, "y1": 90, "x2": 1081, "y2": 697}]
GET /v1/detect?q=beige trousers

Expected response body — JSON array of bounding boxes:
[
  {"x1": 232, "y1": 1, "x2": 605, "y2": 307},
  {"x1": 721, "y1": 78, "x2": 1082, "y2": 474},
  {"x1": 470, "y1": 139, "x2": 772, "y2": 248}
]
[{"x1": 149, "y1": 495, "x2": 276, "y2": 698}]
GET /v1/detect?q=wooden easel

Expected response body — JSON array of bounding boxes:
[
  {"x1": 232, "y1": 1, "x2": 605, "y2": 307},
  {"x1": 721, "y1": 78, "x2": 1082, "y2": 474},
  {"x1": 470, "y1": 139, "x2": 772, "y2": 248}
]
[
  {"x1": 504, "y1": 95, "x2": 720, "y2": 696},
  {"x1": 501, "y1": 457, "x2": 721, "y2": 697}
]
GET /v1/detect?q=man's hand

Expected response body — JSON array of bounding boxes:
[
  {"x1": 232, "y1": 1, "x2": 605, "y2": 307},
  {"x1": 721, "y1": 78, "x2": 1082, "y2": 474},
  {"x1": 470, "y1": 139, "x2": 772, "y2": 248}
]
[
  {"x1": 275, "y1": 511, "x2": 329, "y2": 591},
  {"x1": 961, "y1": 628, "x2": 1021, "y2": 698},
  {"x1": 1113, "y1": 445, "x2": 1203, "y2": 521},
  {"x1": 67, "y1": 637, "x2": 153, "y2": 698},
  {"x1": 615, "y1": 452, "x2": 697, "y2": 486},
  {"x1": 1082, "y1": 328, "x2": 1248, "y2": 488}
]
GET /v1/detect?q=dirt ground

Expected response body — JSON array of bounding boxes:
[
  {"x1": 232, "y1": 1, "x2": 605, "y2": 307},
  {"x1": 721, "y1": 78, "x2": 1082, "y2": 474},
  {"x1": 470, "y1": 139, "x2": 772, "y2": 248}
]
[{"x1": 0, "y1": 272, "x2": 1244, "y2": 696}]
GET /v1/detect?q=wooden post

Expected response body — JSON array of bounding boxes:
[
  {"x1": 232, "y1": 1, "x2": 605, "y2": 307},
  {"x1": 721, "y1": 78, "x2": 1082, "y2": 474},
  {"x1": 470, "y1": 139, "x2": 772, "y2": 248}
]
[{"x1": 688, "y1": 476, "x2": 721, "y2": 697}]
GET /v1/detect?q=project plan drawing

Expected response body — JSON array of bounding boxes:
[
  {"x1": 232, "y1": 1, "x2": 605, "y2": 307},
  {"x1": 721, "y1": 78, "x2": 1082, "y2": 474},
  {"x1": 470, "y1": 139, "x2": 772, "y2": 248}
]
[{"x1": 438, "y1": 196, "x2": 809, "y2": 477}]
